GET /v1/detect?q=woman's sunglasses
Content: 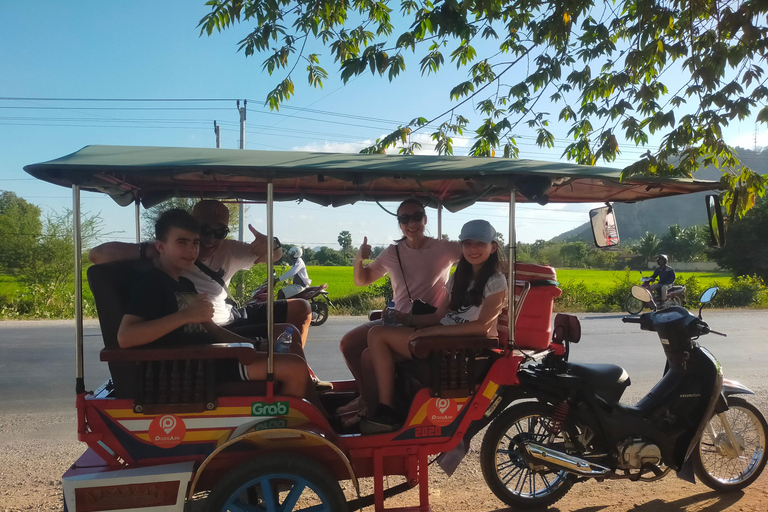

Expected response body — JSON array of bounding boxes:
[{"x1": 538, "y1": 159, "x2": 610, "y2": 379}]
[
  {"x1": 200, "y1": 224, "x2": 229, "y2": 239},
  {"x1": 397, "y1": 211, "x2": 426, "y2": 224}
]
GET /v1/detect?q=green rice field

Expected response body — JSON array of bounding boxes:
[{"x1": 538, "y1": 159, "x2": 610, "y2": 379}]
[
  {"x1": 305, "y1": 266, "x2": 732, "y2": 298},
  {"x1": 556, "y1": 269, "x2": 730, "y2": 289},
  {"x1": 0, "y1": 275, "x2": 20, "y2": 297}
]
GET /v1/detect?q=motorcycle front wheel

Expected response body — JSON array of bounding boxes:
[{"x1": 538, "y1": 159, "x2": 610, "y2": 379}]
[
  {"x1": 625, "y1": 294, "x2": 644, "y2": 315},
  {"x1": 480, "y1": 402, "x2": 577, "y2": 509},
  {"x1": 310, "y1": 301, "x2": 329, "y2": 326},
  {"x1": 694, "y1": 397, "x2": 768, "y2": 492}
]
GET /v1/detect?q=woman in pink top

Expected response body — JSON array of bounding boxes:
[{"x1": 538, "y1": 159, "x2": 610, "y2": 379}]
[{"x1": 338, "y1": 199, "x2": 461, "y2": 417}]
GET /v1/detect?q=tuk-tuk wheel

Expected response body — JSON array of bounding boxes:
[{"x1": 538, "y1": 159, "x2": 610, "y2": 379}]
[{"x1": 206, "y1": 452, "x2": 349, "y2": 512}]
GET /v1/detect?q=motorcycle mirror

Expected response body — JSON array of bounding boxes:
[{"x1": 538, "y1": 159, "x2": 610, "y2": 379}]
[
  {"x1": 698, "y1": 286, "x2": 718, "y2": 318},
  {"x1": 705, "y1": 195, "x2": 726, "y2": 248},
  {"x1": 631, "y1": 285, "x2": 653, "y2": 304},
  {"x1": 699, "y1": 287, "x2": 718, "y2": 304},
  {"x1": 589, "y1": 205, "x2": 620, "y2": 248}
]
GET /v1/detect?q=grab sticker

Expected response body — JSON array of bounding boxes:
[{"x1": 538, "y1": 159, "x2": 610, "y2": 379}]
[
  {"x1": 426, "y1": 398, "x2": 458, "y2": 427},
  {"x1": 148, "y1": 414, "x2": 186, "y2": 448}
]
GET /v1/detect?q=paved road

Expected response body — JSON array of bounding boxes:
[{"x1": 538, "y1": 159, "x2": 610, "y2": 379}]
[{"x1": 1, "y1": 310, "x2": 767, "y2": 414}]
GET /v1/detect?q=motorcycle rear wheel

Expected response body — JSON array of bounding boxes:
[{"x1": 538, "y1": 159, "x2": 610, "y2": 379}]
[
  {"x1": 480, "y1": 402, "x2": 577, "y2": 509},
  {"x1": 693, "y1": 397, "x2": 768, "y2": 492},
  {"x1": 625, "y1": 294, "x2": 644, "y2": 315},
  {"x1": 668, "y1": 295, "x2": 683, "y2": 307},
  {"x1": 310, "y1": 301, "x2": 329, "y2": 326}
]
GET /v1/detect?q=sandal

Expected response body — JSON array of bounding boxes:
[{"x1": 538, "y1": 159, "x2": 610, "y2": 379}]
[
  {"x1": 341, "y1": 407, "x2": 367, "y2": 429},
  {"x1": 336, "y1": 396, "x2": 364, "y2": 415}
]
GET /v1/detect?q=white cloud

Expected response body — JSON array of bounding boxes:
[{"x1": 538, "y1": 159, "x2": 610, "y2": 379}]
[{"x1": 291, "y1": 140, "x2": 373, "y2": 153}]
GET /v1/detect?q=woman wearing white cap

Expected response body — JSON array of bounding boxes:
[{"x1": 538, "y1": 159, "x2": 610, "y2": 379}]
[{"x1": 359, "y1": 219, "x2": 507, "y2": 434}]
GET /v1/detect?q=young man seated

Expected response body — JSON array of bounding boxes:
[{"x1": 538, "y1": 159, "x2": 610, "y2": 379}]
[{"x1": 117, "y1": 208, "x2": 319, "y2": 404}]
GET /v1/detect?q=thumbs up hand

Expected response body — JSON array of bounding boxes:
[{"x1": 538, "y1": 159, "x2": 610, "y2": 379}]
[{"x1": 358, "y1": 236, "x2": 372, "y2": 260}]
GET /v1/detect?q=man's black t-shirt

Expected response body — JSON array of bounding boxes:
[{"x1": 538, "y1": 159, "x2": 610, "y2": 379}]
[
  {"x1": 651, "y1": 265, "x2": 676, "y2": 286},
  {"x1": 125, "y1": 266, "x2": 213, "y2": 347}
]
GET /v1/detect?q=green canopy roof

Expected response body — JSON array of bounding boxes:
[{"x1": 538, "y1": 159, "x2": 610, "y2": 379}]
[{"x1": 24, "y1": 145, "x2": 723, "y2": 210}]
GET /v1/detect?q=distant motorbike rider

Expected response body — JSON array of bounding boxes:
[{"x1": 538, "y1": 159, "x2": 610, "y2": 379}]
[
  {"x1": 278, "y1": 246, "x2": 311, "y2": 299},
  {"x1": 649, "y1": 254, "x2": 676, "y2": 302}
]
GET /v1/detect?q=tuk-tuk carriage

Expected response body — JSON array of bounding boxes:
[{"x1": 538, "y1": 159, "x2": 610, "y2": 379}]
[{"x1": 24, "y1": 146, "x2": 725, "y2": 512}]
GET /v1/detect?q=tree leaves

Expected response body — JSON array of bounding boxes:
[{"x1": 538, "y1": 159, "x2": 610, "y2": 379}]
[{"x1": 201, "y1": 0, "x2": 768, "y2": 217}]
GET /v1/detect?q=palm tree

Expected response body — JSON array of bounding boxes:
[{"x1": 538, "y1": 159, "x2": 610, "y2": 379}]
[{"x1": 634, "y1": 232, "x2": 661, "y2": 263}]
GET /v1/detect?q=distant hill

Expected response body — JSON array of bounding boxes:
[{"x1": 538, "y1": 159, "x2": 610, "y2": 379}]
[{"x1": 551, "y1": 147, "x2": 768, "y2": 243}]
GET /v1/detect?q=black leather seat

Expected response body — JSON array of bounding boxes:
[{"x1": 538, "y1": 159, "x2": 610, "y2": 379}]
[
  {"x1": 567, "y1": 362, "x2": 631, "y2": 403},
  {"x1": 88, "y1": 261, "x2": 271, "y2": 410}
]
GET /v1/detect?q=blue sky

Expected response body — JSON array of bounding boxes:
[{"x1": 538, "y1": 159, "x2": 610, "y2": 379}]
[{"x1": 2, "y1": 1, "x2": 765, "y2": 250}]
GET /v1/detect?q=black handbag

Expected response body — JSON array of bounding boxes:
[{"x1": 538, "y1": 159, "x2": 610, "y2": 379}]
[{"x1": 395, "y1": 245, "x2": 438, "y2": 315}]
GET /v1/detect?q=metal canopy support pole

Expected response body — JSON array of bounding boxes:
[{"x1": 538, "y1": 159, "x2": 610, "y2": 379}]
[
  {"x1": 135, "y1": 200, "x2": 141, "y2": 243},
  {"x1": 508, "y1": 187, "x2": 516, "y2": 346},
  {"x1": 266, "y1": 182, "x2": 275, "y2": 381},
  {"x1": 73, "y1": 185, "x2": 85, "y2": 394},
  {"x1": 437, "y1": 202, "x2": 442, "y2": 239},
  {"x1": 237, "y1": 101, "x2": 247, "y2": 300}
]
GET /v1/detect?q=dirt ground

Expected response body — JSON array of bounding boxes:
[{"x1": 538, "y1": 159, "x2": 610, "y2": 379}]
[{"x1": 2, "y1": 408, "x2": 767, "y2": 512}]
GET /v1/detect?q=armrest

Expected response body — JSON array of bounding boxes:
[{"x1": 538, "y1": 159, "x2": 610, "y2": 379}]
[
  {"x1": 368, "y1": 310, "x2": 383, "y2": 321},
  {"x1": 409, "y1": 336, "x2": 501, "y2": 359},
  {"x1": 100, "y1": 343, "x2": 258, "y2": 365}
]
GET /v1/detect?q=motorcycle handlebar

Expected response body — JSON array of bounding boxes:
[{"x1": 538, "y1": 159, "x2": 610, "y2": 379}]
[{"x1": 622, "y1": 317, "x2": 642, "y2": 324}]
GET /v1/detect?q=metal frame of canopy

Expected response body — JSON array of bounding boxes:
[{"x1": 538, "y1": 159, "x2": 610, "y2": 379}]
[{"x1": 24, "y1": 145, "x2": 723, "y2": 394}]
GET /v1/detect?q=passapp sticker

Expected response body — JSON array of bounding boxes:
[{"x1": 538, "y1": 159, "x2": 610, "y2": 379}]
[
  {"x1": 251, "y1": 401, "x2": 289, "y2": 416},
  {"x1": 426, "y1": 398, "x2": 458, "y2": 426},
  {"x1": 148, "y1": 414, "x2": 186, "y2": 448}
]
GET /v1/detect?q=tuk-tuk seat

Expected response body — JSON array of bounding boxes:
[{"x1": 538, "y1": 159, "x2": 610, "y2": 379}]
[{"x1": 88, "y1": 261, "x2": 273, "y2": 412}]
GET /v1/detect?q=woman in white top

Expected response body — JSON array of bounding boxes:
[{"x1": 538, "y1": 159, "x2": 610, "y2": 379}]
[{"x1": 360, "y1": 219, "x2": 507, "y2": 434}]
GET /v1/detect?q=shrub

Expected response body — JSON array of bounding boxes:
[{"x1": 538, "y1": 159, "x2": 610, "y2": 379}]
[{"x1": 711, "y1": 275, "x2": 768, "y2": 308}]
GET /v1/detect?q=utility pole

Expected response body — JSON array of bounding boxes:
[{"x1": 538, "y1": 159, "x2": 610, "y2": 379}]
[
  {"x1": 236, "y1": 100, "x2": 247, "y2": 299},
  {"x1": 214, "y1": 121, "x2": 221, "y2": 148}
]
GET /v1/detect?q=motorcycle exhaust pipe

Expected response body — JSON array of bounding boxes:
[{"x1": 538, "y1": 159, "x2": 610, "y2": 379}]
[{"x1": 522, "y1": 442, "x2": 611, "y2": 477}]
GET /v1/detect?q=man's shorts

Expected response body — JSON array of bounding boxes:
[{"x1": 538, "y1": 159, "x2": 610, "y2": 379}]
[{"x1": 225, "y1": 299, "x2": 289, "y2": 332}]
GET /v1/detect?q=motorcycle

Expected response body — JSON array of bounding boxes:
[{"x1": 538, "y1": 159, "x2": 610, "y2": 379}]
[
  {"x1": 480, "y1": 286, "x2": 767, "y2": 509},
  {"x1": 625, "y1": 274, "x2": 686, "y2": 314},
  {"x1": 249, "y1": 275, "x2": 333, "y2": 326}
]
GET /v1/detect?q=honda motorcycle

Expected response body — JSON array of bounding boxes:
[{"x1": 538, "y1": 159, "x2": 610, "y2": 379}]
[
  {"x1": 480, "y1": 286, "x2": 767, "y2": 509},
  {"x1": 249, "y1": 276, "x2": 333, "y2": 326},
  {"x1": 625, "y1": 274, "x2": 686, "y2": 314}
]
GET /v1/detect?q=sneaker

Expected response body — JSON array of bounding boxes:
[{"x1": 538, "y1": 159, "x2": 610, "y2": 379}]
[
  {"x1": 312, "y1": 376, "x2": 333, "y2": 391},
  {"x1": 360, "y1": 405, "x2": 400, "y2": 435}
]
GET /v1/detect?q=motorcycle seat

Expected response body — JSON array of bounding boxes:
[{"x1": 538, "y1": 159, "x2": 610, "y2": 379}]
[
  {"x1": 667, "y1": 285, "x2": 684, "y2": 293},
  {"x1": 567, "y1": 362, "x2": 631, "y2": 403}
]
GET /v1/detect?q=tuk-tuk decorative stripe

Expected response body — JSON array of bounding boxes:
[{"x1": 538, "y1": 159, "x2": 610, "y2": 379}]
[{"x1": 105, "y1": 406, "x2": 254, "y2": 419}]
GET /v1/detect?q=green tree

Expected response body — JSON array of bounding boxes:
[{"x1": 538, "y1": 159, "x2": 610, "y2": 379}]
[
  {"x1": 200, "y1": 0, "x2": 768, "y2": 216},
  {"x1": 22, "y1": 210, "x2": 103, "y2": 290},
  {"x1": 338, "y1": 230, "x2": 353, "y2": 256},
  {"x1": 634, "y1": 232, "x2": 661, "y2": 263},
  {"x1": 0, "y1": 191, "x2": 42, "y2": 273},
  {"x1": 711, "y1": 197, "x2": 768, "y2": 281},
  {"x1": 314, "y1": 246, "x2": 349, "y2": 266},
  {"x1": 560, "y1": 241, "x2": 588, "y2": 267}
]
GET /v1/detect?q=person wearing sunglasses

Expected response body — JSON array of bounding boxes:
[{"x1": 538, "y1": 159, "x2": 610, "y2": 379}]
[
  {"x1": 88, "y1": 200, "x2": 313, "y2": 348},
  {"x1": 337, "y1": 198, "x2": 462, "y2": 423}
]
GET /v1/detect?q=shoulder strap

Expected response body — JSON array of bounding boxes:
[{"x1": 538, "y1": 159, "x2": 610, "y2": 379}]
[
  {"x1": 394, "y1": 244, "x2": 412, "y2": 301},
  {"x1": 194, "y1": 261, "x2": 238, "y2": 306}
]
